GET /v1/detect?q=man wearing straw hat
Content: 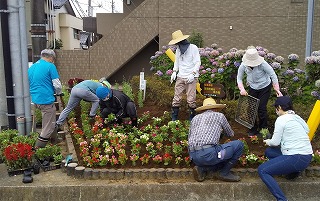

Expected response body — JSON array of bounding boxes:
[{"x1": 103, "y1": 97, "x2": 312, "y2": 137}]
[
  {"x1": 188, "y1": 98, "x2": 244, "y2": 182},
  {"x1": 237, "y1": 46, "x2": 282, "y2": 137},
  {"x1": 168, "y1": 30, "x2": 201, "y2": 121}
]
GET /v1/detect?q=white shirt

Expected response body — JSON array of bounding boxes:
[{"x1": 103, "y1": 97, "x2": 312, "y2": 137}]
[{"x1": 173, "y1": 44, "x2": 201, "y2": 78}]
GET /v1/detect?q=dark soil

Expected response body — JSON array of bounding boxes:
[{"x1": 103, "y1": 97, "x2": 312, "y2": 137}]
[{"x1": 70, "y1": 99, "x2": 320, "y2": 169}]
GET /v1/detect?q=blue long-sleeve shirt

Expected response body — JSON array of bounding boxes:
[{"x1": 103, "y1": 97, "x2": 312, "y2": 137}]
[
  {"x1": 73, "y1": 80, "x2": 102, "y2": 94},
  {"x1": 237, "y1": 61, "x2": 279, "y2": 90}
]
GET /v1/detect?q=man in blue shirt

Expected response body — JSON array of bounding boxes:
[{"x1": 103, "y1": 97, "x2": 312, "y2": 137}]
[{"x1": 28, "y1": 49, "x2": 62, "y2": 148}]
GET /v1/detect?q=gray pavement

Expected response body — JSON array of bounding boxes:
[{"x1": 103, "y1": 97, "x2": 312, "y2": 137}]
[{"x1": 0, "y1": 163, "x2": 320, "y2": 201}]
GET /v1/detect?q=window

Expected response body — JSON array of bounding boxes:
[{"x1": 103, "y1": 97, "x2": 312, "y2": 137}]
[{"x1": 73, "y1": 29, "x2": 80, "y2": 40}]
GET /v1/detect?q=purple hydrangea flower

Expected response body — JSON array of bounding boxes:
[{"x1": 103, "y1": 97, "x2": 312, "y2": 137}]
[
  {"x1": 199, "y1": 65, "x2": 204, "y2": 70},
  {"x1": 155, "y1": 51, "x2": 163, "y2": 56},
  {"x1": 271, "y1": 62, "x2": 281, "y2": 70},
  {"x1": 311, "y1": 51, "x2": 320, "y2": 57},
  {"x1": 225, "y1": 60, "x2": 230, "y2": 66},
  {"x1": 211, "y1": 61, "x2": 218, "y2": 66},
  {"x1": 156, "y1": 70, "x2": 163, "y2": 76},
  {"x1": 211, "y1": 43, "x2": 218, "y2": 49},
  {"x1": 286, "y1": 70, "x2": 295, "y2": 75},
  {"x1": 166, "y1": 69, "x2": 173, "y2": 75},
  {"x1": 258, "y1": 51, "x2": 266, "y2": 57},
  {"x1": 288, "y1": 54, "x2": 299, "y2": 62},
  {"x1": 229, "y1": 48, "x2": 238, "y2": 52},
  {"x1": 266, "y1": 53, "x2": 276, "y2": 60},
  {"x1": 292, "y1": 76, "x2": 299, "y2": 82},
  {"x1": 255, "y1": 46, "x2": 264, "y2": 51},
  {"x1": 294, "y1": 68, "x2": 304, "y2": 74},
  {"x1": 210, "y1": 50, "x2": 220, "y2": 56},
  {"x1": 234, "y1": 61, "x2": 241, "y2": 67},
  {"x1": 218, "y1": 68, "x2": 224, "y2": 73},
  {"x1": 212, "y1": 68, "x2": 217, "y2": 73},
  {"x1": 201, "y1": 70, "x2": 207, "y2": 74},
  {"x1": 275, "y1": 56, "x2": 284, "y2": 63},
  {"x1": 305, "y1": 56, "x2": 315, "y2": 64},
  {"x1": 311, "y1": 91, "x2": 319, "y2": 97}
]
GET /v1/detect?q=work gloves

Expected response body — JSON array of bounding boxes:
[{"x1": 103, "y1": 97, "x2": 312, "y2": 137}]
[
  {"x1": 187, "y1": 74, "x2": 195, "y2": 83},
  {"x1": 170, "y1": 71, "x2": 177, "y2": 84}
]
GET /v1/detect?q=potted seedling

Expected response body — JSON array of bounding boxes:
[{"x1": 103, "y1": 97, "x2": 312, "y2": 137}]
[{"x1": 260, "y1": 128, "x2": 271, "y2": 140}]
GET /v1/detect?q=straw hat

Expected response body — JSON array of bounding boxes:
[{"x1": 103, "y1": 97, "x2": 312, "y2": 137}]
[
  {"x1": 168, "y1": 30, "x2": 190, "y2": 45},
  {"x1": 242, "y1": 48, "x2": 264, "y2": 67},
  {"x1": 195, "y1": 98, "x2": 226, "y2": 112}
]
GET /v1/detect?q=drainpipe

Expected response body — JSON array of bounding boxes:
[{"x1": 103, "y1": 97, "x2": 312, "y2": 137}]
[
  {"x1": 0, "y1": 0, "x2": 16, "y2": 129},
  {"x1": 305, "y1": 0, "x2": 314, "y2": 57},
  {"x1": 19, "y1": 0, "x2": 32, "y2": 135},
  {"x1": 31, "y1": 0, "x2": 46, "y2": 62},
  {"x1": 8, "y1": 0, "x2": 25, "y2": 135},
  {"x1": 0, "y1": 14, "x2": 8, "y2": 130}
]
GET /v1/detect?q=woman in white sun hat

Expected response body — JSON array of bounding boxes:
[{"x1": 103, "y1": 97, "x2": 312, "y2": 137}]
[
  {"x1": 237, "y1": 46, "x2": 282, "y2": 137},
  {"x1": 168, "y1": 30, "x2": 201, "y2": 121}
]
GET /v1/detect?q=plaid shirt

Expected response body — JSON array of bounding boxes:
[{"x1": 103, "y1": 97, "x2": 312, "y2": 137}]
[{"x1": 188, "y1": 110, "x2": 234, "y2": 148}]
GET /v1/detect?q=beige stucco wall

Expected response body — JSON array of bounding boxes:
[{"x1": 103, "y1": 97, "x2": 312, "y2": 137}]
[
  {"x1": 96, "y1": 0, "x2": 144, "y2": 35},
  {"x1": 55, "y1": 0, "x2": 320, "y2": 84},
  {"x1": 58, "y1": 13, "x2": 83, "y2": 50}
]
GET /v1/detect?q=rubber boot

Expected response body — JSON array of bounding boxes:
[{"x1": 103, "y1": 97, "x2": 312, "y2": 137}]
[
  {"x1": 131, "y1": 117, "x2": 138, "y2": 127},
  {"x1": 171, "y1": 107, "x2": 179, "y2": 121},
  {"x1": 35, "y1": 136, "x2": 49, "y2": 148},
  {"x1": 218, "y1": 162, "x2": 241, "y2": 182},
  {"x1": 189, "y1": 107, "x2": 196, "y2": 121}
]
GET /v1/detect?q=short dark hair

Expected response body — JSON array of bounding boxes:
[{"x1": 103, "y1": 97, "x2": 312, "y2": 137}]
[{"x1": 274, "y1": 96, "x2": 293, "y2": 111}]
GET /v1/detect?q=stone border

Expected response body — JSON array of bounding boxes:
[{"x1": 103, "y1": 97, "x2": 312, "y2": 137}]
[{"x1": 63, "y1": 132, "x2": 320, "y2": 180}]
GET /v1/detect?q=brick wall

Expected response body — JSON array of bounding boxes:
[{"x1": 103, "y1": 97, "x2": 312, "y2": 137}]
[{"x1": 55, "y1": 0, "x2": 320, "y2": 84}]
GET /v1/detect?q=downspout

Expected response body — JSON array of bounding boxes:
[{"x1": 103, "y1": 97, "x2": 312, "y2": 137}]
[
  {"x1": 0, "y1": 0, "x2": 16, "y2": 129},
  {"x1": 19, "y1": 0, "x2": 32, "y2": 135},
  {"x1": 8, "y1": 0, "x2": 25, "y2": 135}
]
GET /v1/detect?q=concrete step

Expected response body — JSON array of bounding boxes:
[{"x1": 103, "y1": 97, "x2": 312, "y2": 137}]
[{"x1": 0, "y1": 163, "x2": 319, "y2": 201}]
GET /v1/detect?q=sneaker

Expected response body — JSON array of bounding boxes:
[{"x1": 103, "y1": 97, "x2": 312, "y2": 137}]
[
  {"x1": 217, "y1": 172, "x2": 241, "y2": 182},
  {"x1": 193, "y1": 166, "x2": 205, "y2": 182}
]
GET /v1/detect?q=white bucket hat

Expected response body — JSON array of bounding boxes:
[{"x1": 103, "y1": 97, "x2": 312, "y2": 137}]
[
  {"x1": 195, "y1": 98, "x2": 226, "y2": 112},
  {"x1": 242, "y1": 48, "x2": 264, "y2": 67},
  {"x1": 168, "y1": 30, "x2": 190, "y2": 45}
]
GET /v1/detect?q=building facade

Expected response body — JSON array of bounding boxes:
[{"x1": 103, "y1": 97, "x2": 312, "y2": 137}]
[{"x1": 55, "y1": 0, "x2": 320, "y2": 84}]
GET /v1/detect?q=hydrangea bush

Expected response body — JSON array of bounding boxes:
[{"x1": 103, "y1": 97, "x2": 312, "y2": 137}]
[{"x1": 150, "y1": 45, "x2": 319, "y2": 103}]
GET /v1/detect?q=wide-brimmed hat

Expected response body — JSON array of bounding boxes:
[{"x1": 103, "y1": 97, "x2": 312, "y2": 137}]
[
  {"x1": 195, "y1": 98, "x2": 226, "y2": 112},
  {"x1": 242, "y1": 48, "x2": 264, "y2": 67},
  {"x1": 168, "y1": 30, "x2": 190, "y2": 45}
]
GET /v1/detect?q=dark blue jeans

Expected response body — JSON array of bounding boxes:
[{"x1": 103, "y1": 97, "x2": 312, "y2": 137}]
[
  {"x1": 189, "y1": 140, "x2": 243, "y2": 173},
  {"x1": 258, "y1": 147, "x2": 312, "y2": 201}
]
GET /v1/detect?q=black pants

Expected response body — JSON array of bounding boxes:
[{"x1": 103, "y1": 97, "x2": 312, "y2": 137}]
[
  {"x1": 249, "y1": 83, "x2": 272, "y2": 133},
  {"x1": 101, "y1": 102, "x2": 137, "y2": 119}
]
